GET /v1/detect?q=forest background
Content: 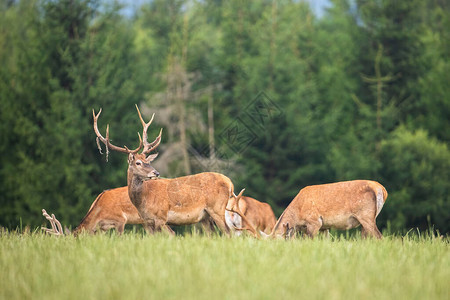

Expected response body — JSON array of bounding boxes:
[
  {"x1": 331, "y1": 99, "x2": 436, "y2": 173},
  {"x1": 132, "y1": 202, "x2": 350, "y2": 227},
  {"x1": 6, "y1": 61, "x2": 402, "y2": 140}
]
[{"x1": 0, "y1": 0, "x2": 448, "y2": 234}]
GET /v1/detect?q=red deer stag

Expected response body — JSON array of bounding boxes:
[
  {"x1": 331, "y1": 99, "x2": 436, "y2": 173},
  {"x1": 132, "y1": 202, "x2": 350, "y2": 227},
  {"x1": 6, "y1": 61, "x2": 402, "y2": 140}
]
[
  {"x1": 225, "y1": 194, "x2": 277, "y2": 236},
  {"x1": 42, "y1": 187, "x2": 219, "y2": 235},
  {"x1": 92, "y1": 105, "x2": 245, "y2": 235},
  {"x1": 270, "y1": 180, "x2": 388, "y2": 239}
]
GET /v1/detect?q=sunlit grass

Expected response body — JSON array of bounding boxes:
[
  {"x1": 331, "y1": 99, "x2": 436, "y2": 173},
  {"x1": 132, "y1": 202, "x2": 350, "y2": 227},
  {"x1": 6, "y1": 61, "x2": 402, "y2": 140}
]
[{"x1": 0, "y1": 230, "x2": 448, "y2": 300}]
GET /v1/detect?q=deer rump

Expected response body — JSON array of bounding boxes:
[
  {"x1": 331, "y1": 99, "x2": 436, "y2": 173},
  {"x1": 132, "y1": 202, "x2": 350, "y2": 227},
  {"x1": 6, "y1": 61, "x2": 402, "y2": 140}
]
[
  {"x1": 225, "y1": 196, "x2": 277, "y2": 235},
  {"x1": 272, "y1": 180, "x2": 388, "y2": 239}
]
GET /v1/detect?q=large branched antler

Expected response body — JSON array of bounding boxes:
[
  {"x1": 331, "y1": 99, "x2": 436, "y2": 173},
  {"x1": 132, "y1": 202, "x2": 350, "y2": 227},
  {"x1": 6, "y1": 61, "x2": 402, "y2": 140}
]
[
  {"x1": 93, "y1": 108, "x2": 143, "y2": 160},
  {"x1": 135, "y1": 104, "x2": 162, "y2": 155},
  {"x1": 41, "y1": 209, "x2": 65, "y2": 236}
]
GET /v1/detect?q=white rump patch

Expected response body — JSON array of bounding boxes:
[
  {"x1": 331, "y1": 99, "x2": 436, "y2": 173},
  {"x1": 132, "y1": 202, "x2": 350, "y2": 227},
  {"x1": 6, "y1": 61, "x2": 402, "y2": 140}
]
[{"x1": 376, "y1": 188, "x2": 384, "y2": 217}]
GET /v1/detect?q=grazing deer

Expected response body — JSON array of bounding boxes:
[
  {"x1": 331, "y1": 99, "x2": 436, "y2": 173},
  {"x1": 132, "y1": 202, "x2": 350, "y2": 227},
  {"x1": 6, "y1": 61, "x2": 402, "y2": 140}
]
[
  {"x1": 92, "y1": 105, "x2": 245, "y2": 235},
  {"x1": 41, "y1": 187, "x2": 142, "y2": 235},
  {"x1": 269, "y1": 180, "x2": 388, "y2": 239},
  {"x1": 75, "y1": 187, "x2": 143, "y2": 234},
  {"x1": 225, "y1": 195, "x2": 277, "y2": 236}
]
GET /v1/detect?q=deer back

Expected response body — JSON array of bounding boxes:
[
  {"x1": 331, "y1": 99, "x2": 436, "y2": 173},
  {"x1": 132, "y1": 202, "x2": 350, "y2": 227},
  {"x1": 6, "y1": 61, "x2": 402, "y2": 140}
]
[{"x1": 294, "y1": 180, "x2": 386, "y2": 218}]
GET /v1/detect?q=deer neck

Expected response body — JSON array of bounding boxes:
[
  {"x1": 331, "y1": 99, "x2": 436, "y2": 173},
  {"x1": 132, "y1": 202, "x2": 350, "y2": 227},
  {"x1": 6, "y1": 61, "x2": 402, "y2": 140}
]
[
  {"x1": 270, "y1": 208, "x2": 293, "y2": 238},
  {"x1": 74, "y1": 191, "x2": 105, "y2": 234},
  {"x1": 127, "y1": 168, "x2": 146, "y2": 209}
]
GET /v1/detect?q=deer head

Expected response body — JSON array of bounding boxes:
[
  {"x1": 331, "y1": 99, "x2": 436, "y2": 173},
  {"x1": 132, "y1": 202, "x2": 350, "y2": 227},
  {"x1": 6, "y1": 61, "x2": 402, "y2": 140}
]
[
  {"x1": 226, "y1": 189, "x2": 261, "y2": 238},
  {"x1": 93, "y1": 105, "x2": 162, "y2": 181}
]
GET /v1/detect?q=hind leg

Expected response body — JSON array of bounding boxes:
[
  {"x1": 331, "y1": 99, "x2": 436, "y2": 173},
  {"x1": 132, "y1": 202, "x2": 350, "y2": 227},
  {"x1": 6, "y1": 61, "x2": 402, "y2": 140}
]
[
  {"x1": 152, "y1": 218, "x2": 175, "y2": 236},
  {"x1": 320, "y1": 229, "x2": 330, "y2": 238},
  {"x1": 163, "y1": 224, "x2": 175, "y2": 235},
  {"x1": 208, "y1": 212, "x2": 230, "y2": 235},
  {"x1": 357, "y1": 218, "x2": 382, "y2": 239},
  {"x1": 142, "y1": 218, "x2": 156, "y2": 234},
  {"x1": 199, "y1": 217, "x2": 216, "y2": 235}
]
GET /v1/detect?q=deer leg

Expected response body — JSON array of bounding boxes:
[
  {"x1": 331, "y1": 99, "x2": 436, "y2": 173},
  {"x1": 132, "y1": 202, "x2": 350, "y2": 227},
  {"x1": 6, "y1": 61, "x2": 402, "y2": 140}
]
[
  {"x1": 143, "y1": 219, "x2": 156, "y2": 234},
  {"x1": 320, "y1": 229, "x2": 330, "y2": 238},
  {"x1": 356, "y1": 218, "x2": 382, "y2": 239},
  {"x1": 163, "y1": 225, "x2": 175, "y2": 235},
  {"x1": 207, "y1": 212, "x2": 230, "y2": 235},
  {"x1": 117, "y1": 222, "x2": 125, "y2": 235},
  {"x1": 361, "y1": 227, "x2": 368, "y2": 238},
  {"x1": 152, "y1": 218, "x2": 175, "y2": 236},
  {"x1": 305, "y1": 219, "x2": 322, "y2": 238},
  {"x1": 199, "y1": 217, "x2": 216, "y2": 235},
  {"x1": 153, "y1": 219, "x2": 164, "y2": 232},
  {"x1": 375, "y1": 226, "x2": 382, "y2": 238}
]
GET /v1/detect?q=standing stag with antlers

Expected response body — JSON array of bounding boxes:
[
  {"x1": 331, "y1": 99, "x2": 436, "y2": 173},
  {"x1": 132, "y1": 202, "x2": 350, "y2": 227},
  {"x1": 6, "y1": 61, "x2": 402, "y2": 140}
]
[{"x1": 92, "y1": 105, "x2": 250, "y2": 235}]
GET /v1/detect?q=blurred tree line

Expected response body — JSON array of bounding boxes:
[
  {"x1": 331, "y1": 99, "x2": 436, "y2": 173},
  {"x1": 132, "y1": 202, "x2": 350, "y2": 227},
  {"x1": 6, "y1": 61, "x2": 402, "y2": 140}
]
[{"x1": 0, "y1": 0, "x2": 448, "y2": 233}]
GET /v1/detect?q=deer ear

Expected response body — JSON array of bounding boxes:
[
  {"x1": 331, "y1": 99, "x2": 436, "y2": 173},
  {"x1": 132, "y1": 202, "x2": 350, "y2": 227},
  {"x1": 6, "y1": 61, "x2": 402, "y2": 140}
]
[
  {"x1": 128, "y1": 153, "x2": 134, "y2": 165},
  {"x1": 147, "y1": 153, "x2": 158, "y2": 161}
]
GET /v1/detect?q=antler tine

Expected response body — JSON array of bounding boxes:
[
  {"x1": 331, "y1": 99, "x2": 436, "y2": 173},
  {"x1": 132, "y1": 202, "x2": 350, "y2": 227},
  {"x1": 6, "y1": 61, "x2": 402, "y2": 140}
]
[
  {"x1": 135, "y1": 104, "x2": 155, "y2": 132},
  {"x1": 229, "y1": 189, "x2": 261, "y2": 239},
  {"x1": 93, "y1": 108, "x2": 107, "y2": 145},
  {"x1": 41, "y1": 209, "x2": 57, "y2": 233},
  {"x1": 52, "y1": 213, "x2": 64, "y2": 234},
  {"x1": 41, "y1": 209, "x2": 64, "y2": 236},
  {"x1": 234, "y1": 189, "x2": 245, "y2": 201},
  {"x1": 135, "y1": 105, "x2": 163, "y2": 155},
  {"x1": 93, "y1": 108, "x2": 143, "y2": 154},
  {"x1": 144, "y1": 128, "x2": 162, "y2": 154},
  {"x1": 230, "y1": 189, "x2": 246, "y2": 216}
]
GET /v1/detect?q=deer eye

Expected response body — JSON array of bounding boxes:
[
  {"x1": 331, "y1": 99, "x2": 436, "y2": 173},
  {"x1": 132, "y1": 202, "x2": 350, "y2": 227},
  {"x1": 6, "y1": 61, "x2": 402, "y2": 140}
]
[{"x1": 135, "y1": 160, "x2": 142, "y2": 166}]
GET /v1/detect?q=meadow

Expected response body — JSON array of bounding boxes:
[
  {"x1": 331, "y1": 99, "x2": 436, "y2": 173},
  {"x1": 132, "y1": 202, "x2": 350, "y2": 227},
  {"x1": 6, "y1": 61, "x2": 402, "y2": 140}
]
[{"x1": 0, "y1": 230, "x2": 448, "y2": 300}]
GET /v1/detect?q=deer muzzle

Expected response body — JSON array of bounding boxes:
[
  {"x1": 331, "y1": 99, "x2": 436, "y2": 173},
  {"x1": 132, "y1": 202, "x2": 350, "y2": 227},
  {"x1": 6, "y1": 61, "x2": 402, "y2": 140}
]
[{"x1": 147, "y1": 170, "x2": 160, "y2": 180}]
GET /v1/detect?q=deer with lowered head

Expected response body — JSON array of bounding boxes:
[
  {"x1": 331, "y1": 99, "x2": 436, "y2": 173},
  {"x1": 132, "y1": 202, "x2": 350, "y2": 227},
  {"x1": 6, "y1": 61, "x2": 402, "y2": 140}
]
[
  {"x1": 41, "y1": 187, "x2": 143, "y2": 235},
  {"x1": 269, "y1": 180, "x2": 388, "y2": 239},
  {"x1": 74, "y1": 187, "x2": 142, "y2": 234},
  {"x1": 225, "y1": 194, "x2": 277, "y2": 236},
  {"x1": 92, "y1": 105, "x2": 247, "y2": 235}
]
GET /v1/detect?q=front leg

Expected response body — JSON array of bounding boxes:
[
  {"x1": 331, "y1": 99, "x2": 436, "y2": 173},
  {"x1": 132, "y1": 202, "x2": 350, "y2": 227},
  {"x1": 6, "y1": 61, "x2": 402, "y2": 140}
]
[
  {"x1": 163, "y1": 225, "x2": 175, "y2": 235},
  {"x1": 143, "y1": 218, "x2": 156, "y2": 234},
  {"x1": 152, "y1": 218, "x2": 175, "y2": 236}
]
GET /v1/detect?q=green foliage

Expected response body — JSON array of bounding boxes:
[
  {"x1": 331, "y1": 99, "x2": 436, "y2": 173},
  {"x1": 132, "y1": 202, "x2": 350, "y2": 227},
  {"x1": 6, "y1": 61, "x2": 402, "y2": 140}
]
[
  {"x1": 380, "y1": 127, "x2": 450, "y2": 232},
  {"x1": 0, "y1": 0, "x2": 141, "y2": 228}
]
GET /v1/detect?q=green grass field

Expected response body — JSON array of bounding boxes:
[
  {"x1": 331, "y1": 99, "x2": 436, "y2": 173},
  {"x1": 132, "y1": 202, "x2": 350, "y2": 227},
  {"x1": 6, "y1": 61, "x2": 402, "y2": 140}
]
[{"x1": 0, "y1": 230, "x2": 448, "y2": 300}]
